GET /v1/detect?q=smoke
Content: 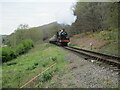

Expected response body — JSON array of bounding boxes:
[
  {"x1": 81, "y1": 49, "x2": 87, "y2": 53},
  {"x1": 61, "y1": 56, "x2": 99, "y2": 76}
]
[{"x1": 56, "y1": 8, "x2": 77, "y2": 25}]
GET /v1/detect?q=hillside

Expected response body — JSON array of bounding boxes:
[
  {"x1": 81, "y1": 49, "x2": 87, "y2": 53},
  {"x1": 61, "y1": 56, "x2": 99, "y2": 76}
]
[
  {"x1": 70, "y1": 31, "x2": 118, "y2": 57},
  {"x1": 38, "y1": 22, "x2": 62, "y2": 40}
]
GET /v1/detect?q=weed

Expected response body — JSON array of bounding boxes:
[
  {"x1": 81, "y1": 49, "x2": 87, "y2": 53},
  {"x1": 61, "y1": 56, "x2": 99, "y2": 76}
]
[
  {"x1": 26, "y1": 65, "x2": 36, "y2": 70},
  {"x1": 51, "y1": 57, "x2": 57, "y2": 62},
  {"x1": 42, "y1": 61, "x2": 48, "y2": 67},
  {"x1": 54, "y1": 67, "x2": 59, "y2": 72},
  {"x1": 41, "y1": 71, "x2": 52, "y2": 82},
  {"x1": 7, "y1": 62, "x2": 17, "y2": 66},
  {"x1": 35, "y1": 83, "x2": 41, "y2": 88},
  {"x1": 34, "y1": 62, "x2": 39, "y2": 66}
]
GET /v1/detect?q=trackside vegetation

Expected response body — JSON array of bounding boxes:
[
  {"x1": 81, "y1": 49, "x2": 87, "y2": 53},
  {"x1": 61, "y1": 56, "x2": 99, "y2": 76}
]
[
  {"x1": 2, "y1": 43, "x2": 68, "y2": 88},
  {"x1": 2, "y1": 39, "x2": 34, "y2": 63}
]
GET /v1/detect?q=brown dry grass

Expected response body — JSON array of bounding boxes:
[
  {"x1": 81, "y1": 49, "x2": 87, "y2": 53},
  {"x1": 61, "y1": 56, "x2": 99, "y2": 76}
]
[{"x1": 70, "y1": 36, "x2": 109, "y2": 50}]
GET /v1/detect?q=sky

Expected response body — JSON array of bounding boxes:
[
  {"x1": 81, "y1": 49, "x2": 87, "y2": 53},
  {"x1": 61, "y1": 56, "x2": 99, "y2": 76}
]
[
  {"x1": 0, "y1": 0, "x2": 119, "y2": 35},
  {"x1": 0, "y1": 0, "x2": 77, "y2": 35}
]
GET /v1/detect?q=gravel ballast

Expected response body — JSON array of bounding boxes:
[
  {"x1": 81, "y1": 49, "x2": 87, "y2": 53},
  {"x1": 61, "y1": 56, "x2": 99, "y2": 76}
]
[{"x1": 48, "y1": 48, "x2": 119, "y2": 88}]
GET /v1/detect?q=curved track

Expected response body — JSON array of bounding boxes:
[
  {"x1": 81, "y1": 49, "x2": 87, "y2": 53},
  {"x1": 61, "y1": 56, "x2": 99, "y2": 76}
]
[{"x1": 63, "y1": 46, "x2": 120, "y2": 68}]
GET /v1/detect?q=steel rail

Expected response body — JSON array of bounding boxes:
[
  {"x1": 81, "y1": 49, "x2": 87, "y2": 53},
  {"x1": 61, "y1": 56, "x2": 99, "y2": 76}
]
[
  {"x1": 63, "y1": 46, "x2": 120, "y2": 67},
  {"x1": 69, "y1": 46, "x2": 120, "y2": 61}
]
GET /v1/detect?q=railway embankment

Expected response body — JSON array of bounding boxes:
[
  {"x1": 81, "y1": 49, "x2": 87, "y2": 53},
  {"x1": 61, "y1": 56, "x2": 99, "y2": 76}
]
[
  {"x1": 2, "y1": 43, "x2": 69, "y2": 88},
  {"x1": 70, "y1": 31, "x2": 118, "y2": 57}
]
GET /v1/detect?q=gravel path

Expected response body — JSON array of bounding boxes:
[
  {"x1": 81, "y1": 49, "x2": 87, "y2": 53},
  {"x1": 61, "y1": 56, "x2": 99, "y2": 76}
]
[{"x1": 48, "y1": 49, "x2": 119, "y2": 88}]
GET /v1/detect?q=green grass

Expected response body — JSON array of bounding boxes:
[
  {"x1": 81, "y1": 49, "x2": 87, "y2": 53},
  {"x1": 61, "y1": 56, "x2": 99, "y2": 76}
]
[
  {"x1": 98, "y1": 41, "x2": 119, "y2": 57},
  {"x1": 2, "y1": 43, "x2": 68, "y2": 88}
]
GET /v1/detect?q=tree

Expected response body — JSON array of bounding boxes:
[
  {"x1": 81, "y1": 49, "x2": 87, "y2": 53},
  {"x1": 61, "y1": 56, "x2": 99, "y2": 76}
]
[{"x1": 17, "y1": 24, "x2": 29, "y2": 30}]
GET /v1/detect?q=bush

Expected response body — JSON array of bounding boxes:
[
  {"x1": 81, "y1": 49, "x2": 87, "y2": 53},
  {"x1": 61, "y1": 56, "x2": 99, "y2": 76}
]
[
  {"x1": 2, "y1": 39, "x2": 34, "y2": 63},
  {"x1": 16, "y1": 43, "x2": 25, "y2": 55},
  {"x1": 99, "y1": 30, "x2": 117, "y2": 40},
  {"x1": 99, "y1": 31, "x2": 106, "y2": 36},
  {"x1": 104, "y1": 31, "x2": 116, "y2": 40},
  {"x1": 16, "y1": 39, "x2": 34, "y2": 55},
  {"x1": 2, "y1": 47, "x2": 17, "y2": 62},
  {"x1": 89, "y1": 34, "x2": 95, "y2": 38}
]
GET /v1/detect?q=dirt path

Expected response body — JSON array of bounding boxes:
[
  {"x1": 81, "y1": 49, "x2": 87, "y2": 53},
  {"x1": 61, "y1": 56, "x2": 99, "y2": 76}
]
[{"x1": 48, "y1": 49, "x2": 119, "y2": 88}]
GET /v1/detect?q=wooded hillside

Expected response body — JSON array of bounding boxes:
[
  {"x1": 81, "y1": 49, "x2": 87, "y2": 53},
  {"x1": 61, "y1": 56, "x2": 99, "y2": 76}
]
[{"x1": 67, "y1": 2, "x2": 118, "y2": 35}]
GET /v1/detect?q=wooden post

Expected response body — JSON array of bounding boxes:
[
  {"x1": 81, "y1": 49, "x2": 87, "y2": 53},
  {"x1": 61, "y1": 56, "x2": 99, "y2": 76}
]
[{"x1": 90, "y1": 42, "x2": 93, "y2": 50}]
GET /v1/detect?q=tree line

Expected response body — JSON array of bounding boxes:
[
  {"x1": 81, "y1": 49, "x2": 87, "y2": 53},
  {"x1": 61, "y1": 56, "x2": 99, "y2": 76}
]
[{"x1": 65, "y1": 2, "x2": 118, "y2": 36}]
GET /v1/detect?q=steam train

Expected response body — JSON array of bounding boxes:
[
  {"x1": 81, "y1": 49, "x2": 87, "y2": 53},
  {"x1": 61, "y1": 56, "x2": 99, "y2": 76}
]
[{"x1": 49, "y1": 30, "x2": 70, "y2": 46}]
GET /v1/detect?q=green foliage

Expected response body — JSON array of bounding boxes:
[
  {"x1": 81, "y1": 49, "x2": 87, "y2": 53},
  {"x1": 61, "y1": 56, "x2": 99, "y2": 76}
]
[
  {"x1": 26, "y1": 65, "x2": 37, "y2": 70},
  {"x1": 70, "y1": 2, "x2": 118, "y2": 35},
  {"x1": 4, "y1": 25, "x2": 43, "y2": 47},
  {"x1": 99, "y1": 31, "x2": 106, "y2": 37},
  {"x1": 2, "y1": 43, "x2": 68, "y2": 88},
  {"x1": 89, "y1": 34, "x2": 95, "y2": 38},
  {"x1": 54, "y1": 67, "x2": 59, "y2": 72},
  {"x1": 42, "y1": 61, "x2": 49, "y2": 67},
  {"x1": 35, "y1": 83, "x2": 41, "y2": 88},
  {"x1": 2, "y1": 47, "x2": 17, "y2": 62},
  {"x1": 2, "y1": 39, "x2": 34, "y2": 63},
  {"x1": 16, "y1": 39, "x2": 34, "y2": 55},
  {"x1": 41, "y1": 71, "x2": 52, "y2": 82},
  {"x1": 22, "y1": 39, "x2": 34, "y2": 51},
  {"x1": 16, "y1": 43, "x2": 25, "y2": 55},
  {"x1": 7, "y1": 62, "x2": 17, "y2": 66},
  {"x1": 99, "y1": 30, "x2": 117, "y2": 40}
]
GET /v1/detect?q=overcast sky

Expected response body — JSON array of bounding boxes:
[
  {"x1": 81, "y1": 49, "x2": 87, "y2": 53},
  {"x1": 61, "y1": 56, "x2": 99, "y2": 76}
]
[
  {"x1": 0, "y1": 0, "x2": 119, "y2": 35},
  {"x1": 0, "y1": 0, "x2": 77, "y2": 35}
]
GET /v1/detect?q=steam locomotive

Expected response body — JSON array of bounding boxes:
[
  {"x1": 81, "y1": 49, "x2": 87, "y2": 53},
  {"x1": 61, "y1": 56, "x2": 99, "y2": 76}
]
[{"x1": 49, "y1": 29, "x2": 70, "y2": 46}]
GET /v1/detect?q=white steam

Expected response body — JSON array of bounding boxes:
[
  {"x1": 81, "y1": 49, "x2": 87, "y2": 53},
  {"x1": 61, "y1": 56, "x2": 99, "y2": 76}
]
[{"x1": 56, "y1": 8, "x2": 76, "y2": 25}]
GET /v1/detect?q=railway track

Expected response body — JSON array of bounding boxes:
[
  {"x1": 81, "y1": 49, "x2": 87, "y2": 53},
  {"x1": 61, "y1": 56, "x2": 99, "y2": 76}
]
[{"x1": 63, "y1": 46, "x2": 120, "y2": 68}]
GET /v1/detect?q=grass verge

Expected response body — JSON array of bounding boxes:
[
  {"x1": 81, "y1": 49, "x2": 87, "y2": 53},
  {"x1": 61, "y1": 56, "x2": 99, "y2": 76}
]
[{"x1": 2, "y1": 43, "x2": 68, "y2": 88}]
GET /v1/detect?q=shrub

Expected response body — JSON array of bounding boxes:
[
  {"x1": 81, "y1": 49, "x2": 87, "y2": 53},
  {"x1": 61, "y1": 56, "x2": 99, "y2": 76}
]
[
  {"x1": 89, "y1": 34, "x2": 95, "y2": 38},
  {"x1": 22, "y1": 40, "x2": 31, "y2": 52},
  {"x1": 16, "y1": 39, "x2": 34, "y2": 55},
  {"x1": 99, "y1": 31, "x2": 106, "y2": 37},
  {"x1": 16, "y1": 43, "x2": 25, "y2": 55},
  {"x1": 2, "y1": 39, "x2": 34, "y2": 63},
  {"x1": 104, "y1": 32, "x2": 116, "y2": 40},
  {"x1": 42, "y1": 71, "x2": 52, "y2": 82},
  {"x1": 99, "y1": 30, "x2": 117, "y2": 40},
  {"x1": 2, "y1": 47, "x2": 17, "y2": 62}
]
